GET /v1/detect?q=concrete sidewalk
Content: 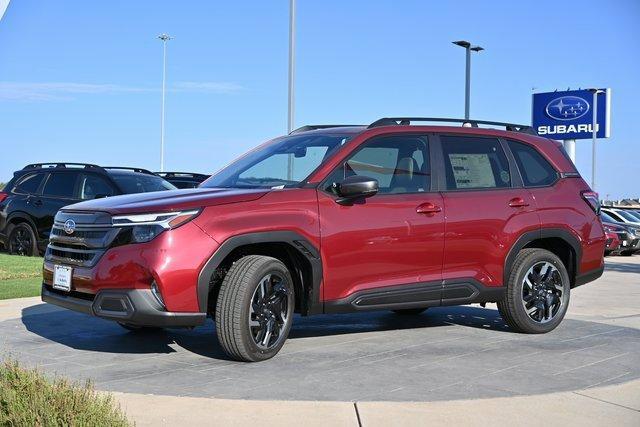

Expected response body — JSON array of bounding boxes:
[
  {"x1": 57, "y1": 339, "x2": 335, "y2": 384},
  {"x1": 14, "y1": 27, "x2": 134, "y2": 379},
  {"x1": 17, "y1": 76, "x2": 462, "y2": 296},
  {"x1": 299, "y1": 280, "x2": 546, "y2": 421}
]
[{"x1": 111, "y1": 380, "x2": 640, "y2": 426}]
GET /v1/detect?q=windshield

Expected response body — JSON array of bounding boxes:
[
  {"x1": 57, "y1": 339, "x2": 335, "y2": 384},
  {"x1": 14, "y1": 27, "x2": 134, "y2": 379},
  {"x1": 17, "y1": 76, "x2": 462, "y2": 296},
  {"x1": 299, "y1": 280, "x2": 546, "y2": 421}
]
[
  {"x1": 201, "y1": 134, "x2": 351, "y2": 189},
  {"x1": 616, "y1": 210, "x2": 640, "y2": 222},
  {"x1": 111, "y1": 173, "x2": 177, "y2": 193},
  {"x1": 601, "y1": 211, "x2": 619, "y2": 223}
]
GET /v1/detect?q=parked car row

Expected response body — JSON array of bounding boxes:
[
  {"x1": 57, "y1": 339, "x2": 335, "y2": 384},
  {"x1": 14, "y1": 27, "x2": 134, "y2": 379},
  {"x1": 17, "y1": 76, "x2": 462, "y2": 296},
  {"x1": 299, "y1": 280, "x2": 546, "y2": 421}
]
[
  {"x1": 600, "y1": 207, "x2": 640, "y2": 256},
  {"x1": 0, "y1": 163, "x2": 208, "y2": 255}
]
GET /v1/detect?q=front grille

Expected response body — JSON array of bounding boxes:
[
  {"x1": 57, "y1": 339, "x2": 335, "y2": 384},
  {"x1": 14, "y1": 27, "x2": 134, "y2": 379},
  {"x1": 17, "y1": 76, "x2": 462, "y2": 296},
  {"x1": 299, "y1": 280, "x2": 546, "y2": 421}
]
[
  {"x1": 50, "y1": 228, "x2": 106, "y2": 239},
  {"x1": 45, "y1": 211, "x2": 120, "y2": 268}
]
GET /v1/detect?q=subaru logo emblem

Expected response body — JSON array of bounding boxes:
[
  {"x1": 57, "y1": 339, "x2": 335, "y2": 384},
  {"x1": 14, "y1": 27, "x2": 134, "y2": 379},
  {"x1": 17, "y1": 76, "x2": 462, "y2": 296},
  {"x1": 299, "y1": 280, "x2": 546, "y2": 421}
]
[
  {"x1": 545, "y1": 96, "x2": 590, "y2": 121},
  {"x1": 63, "y1": 219, "x2": 76, "y2": 235}
]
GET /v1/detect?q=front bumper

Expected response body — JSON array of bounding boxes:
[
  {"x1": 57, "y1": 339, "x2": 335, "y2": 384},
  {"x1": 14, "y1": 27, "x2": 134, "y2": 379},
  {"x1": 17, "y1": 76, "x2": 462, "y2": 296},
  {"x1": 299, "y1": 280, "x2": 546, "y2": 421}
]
[{"x1": 42, "y1": 284, "x2": 206, "y2": 327}]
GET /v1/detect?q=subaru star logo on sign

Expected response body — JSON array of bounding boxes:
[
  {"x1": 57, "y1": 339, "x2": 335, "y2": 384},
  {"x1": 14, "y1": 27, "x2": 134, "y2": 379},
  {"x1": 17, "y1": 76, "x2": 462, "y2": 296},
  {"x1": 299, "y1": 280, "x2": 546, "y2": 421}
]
[
  {"x1": 63, "y1": 219, "x2": 76, "y2": 235},
  {"x1": 532, "y1": 89, "x2": 611, "y2": 139}
]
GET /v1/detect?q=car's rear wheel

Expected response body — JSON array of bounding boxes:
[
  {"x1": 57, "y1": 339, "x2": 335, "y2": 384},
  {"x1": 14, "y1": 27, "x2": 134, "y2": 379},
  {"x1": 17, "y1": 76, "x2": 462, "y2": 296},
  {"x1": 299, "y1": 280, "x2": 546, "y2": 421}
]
[
  {"x1": 392, "y1": 308, "x2": 428, "y2": 315},
  {"x1": 498, "y1": 248, "x2": 570, "y2": 334},
  {"x1": 8, "y1": 223, "x2": 38, "y2": 257},
  {"x1": 215, "y1": 255, "x2": 294, "y2": 362}
]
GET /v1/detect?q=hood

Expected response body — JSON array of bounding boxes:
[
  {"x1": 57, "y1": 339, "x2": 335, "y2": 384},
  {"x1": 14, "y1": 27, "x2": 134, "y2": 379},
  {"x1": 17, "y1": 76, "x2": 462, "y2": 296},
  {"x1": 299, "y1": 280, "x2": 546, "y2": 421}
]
[{"x1": 62, "y1": 187, "x2": 269, "y2": 215}]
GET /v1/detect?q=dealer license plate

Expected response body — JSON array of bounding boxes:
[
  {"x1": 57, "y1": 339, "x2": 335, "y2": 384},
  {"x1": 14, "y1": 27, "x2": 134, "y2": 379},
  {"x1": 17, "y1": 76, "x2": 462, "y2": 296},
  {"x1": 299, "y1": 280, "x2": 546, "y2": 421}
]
[{"x1": 53, "y1": 265, "x2": 72, "y2": 292}]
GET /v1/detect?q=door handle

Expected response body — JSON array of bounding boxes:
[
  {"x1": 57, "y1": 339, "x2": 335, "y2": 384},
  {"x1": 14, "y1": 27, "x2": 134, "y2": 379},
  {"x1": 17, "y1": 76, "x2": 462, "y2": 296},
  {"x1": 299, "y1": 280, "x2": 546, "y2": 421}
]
[
  {"x1": 416, "y1": 202, "x2": 442, "y2": 215},
  {"x1": 32, "y1": 199, "x2": 43, "y2": 207},
  {"x1": 508, "y1": 197, "x2": 529, "y2": 208}
]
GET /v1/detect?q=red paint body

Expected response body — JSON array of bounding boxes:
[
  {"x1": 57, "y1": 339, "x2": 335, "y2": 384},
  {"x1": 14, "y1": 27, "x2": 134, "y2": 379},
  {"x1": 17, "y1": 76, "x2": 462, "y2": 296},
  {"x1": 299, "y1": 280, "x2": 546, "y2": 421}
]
[{"x1": 43, "y1": 125, "x2": 605, "y2": 314}]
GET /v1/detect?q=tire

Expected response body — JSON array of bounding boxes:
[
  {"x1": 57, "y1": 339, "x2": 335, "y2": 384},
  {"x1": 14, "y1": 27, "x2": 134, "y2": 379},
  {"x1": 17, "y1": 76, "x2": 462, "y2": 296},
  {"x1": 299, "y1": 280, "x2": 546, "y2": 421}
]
[
  {"x1": 215, "y1": 255, "x2": 295, "y2": 362},
  {"x1": 392, "y1": 308, "x2": 428, "y2": 315},
  {"x1": 7, "y1": 223, "x2": 39, "y2": 256},
  {"x1": 497, "y1": 248, "x2": 570, "y2": 334},
  {"x1": 117, "y1": 322, "x2": 163, "y2": 333},
  {"x1": 620, "y1": 250, "x2": 634, "y2": 256}
]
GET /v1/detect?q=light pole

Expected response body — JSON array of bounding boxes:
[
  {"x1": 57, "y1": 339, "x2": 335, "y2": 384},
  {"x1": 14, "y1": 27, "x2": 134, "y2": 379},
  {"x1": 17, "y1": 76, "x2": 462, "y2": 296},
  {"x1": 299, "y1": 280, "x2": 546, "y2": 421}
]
[
  {"x1": 286, "y1": 0, "x2": 296, "y2": 180},
  {"x1": 589, "y1": 88, "x2": 605, "y2": 190},
  {"x1": 158, "y1": 33, "x2": 172, "y2": 172},
  {"x1": 452, "y1": 40, "x2": 484, "y2": 119},
  {"x1": 287, "y1": 0, "x2": 296, "y2": 134}
]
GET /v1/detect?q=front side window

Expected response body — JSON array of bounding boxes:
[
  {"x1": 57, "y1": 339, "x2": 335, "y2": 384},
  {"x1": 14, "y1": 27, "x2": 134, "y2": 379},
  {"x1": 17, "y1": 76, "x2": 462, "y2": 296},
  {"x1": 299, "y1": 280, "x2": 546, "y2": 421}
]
[
  {"x1": 508, "y1": 140, "x2": 558, "y2": 187},
  {"x1": 441, "y1": 136, "x2": 511, "y2": 190},
  {"x1": 79, "y1": 174, "x2": 116, "y2": 199},
  {"x1": 201, "y1": 134, "x2": 351, "y2": 189},
  {"x1": 14, "y1": 173, "x2": 45, "y2": 195},
  {"x1": 324, "y1": 135, "x2": 430, "y2": 194},
  {"x1": 42, "y1": 172, "x2": 78, "y2": 198}
]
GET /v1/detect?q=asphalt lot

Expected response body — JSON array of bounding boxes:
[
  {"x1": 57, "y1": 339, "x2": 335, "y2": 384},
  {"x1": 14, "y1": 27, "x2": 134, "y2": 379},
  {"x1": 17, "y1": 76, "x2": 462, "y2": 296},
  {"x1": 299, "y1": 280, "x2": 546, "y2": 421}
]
[{"x1": 1, "y1": 256, "x2": 639, "y2": 403}]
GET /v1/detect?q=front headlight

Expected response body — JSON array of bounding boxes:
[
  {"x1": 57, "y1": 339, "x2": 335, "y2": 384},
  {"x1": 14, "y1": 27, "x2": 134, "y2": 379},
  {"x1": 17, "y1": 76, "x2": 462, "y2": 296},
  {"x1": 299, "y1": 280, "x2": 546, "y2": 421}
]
[{"x1": 112, "y1": 210, "x2": 201, "y2": 243}]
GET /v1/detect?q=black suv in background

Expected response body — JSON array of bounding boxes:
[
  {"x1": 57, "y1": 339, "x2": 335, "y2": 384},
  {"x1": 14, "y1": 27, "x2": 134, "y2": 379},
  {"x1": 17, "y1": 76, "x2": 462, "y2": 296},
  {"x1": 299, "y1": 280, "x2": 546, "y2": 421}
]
[
  {"x1": 154, "y1": 172, "x2": 209, "y2": 188},
  {"x1": 0, "y1": 163, "x2": 176, "y2": 256}
]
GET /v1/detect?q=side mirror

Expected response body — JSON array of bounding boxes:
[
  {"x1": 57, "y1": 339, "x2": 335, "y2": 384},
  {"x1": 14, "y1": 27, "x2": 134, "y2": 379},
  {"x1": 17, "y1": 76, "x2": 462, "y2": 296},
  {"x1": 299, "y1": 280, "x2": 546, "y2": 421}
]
[{"x1": 332, "y1": 175, "x2": 378, "y2": 205}]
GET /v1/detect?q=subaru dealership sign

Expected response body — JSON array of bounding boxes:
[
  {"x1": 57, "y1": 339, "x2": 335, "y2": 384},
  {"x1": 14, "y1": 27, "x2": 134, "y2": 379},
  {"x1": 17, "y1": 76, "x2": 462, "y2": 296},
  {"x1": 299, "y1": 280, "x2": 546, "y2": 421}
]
[{"x1": 532, "y1": 89, "x2": 611, "y2": 139}]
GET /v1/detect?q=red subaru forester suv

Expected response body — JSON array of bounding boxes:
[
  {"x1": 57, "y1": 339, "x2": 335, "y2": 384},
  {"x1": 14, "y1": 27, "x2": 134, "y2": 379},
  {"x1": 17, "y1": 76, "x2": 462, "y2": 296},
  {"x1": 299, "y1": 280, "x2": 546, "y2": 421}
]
[{"x1": 42, "y1": 118, "x2": 605, "y2": 362}]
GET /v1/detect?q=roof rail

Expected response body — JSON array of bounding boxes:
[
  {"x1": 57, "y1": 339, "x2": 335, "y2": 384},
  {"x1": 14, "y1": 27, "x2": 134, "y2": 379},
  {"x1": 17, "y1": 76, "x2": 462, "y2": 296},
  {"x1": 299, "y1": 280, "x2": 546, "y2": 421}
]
[
  {"x1": 22, "y1": 163, "x2": 104, "y2": 171},
  {"x1": 367, "y1": 117, "x2": 536, "y2": 134},
  {"x1": 102, "y1": 166, "x2": 154, "y2": 175},
  {"x1": 154, "y1": 172, "x2": 209, "y2": 178},
  {"x1": 289, "y1": 124, "x2": 363, "y2": 134}
]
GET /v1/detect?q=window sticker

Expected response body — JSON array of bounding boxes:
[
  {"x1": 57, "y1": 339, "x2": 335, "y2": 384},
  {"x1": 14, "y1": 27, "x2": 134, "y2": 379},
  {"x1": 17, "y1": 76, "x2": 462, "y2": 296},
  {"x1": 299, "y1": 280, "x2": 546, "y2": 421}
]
[{"x1": 448, "y1": 153, "x2": 496, "y2": 188}]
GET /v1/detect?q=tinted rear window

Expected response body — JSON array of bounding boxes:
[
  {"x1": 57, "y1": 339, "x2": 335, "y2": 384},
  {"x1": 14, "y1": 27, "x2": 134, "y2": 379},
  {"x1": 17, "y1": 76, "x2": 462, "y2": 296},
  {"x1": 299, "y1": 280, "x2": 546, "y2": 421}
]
[
  {"x1": 508, "y1": 140, "x2": 558, "y2": 187},
  {"x1": 14, "y1": 173, "x2": 45, "y2": 194},
  {"x1": 111, "y1": 173, "x2": 176, "y2": 194},
  {"x1": 42, "y1": 172, "x2": 78, "y2": 198}
]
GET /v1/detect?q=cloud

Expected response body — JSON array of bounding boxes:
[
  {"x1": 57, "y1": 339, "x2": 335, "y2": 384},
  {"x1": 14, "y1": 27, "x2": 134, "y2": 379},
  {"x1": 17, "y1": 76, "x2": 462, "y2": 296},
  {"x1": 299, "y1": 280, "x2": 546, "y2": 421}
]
[{"x1": 0, "y1": 81, "x2": 245, "y2": 101}]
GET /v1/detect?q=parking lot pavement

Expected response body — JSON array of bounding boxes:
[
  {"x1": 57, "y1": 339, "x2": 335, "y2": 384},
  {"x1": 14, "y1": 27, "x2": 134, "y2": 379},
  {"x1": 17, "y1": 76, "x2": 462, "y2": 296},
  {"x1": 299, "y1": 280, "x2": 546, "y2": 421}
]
[{"x1": 1, "y1": 255, "x2": 639, "y2": 425}]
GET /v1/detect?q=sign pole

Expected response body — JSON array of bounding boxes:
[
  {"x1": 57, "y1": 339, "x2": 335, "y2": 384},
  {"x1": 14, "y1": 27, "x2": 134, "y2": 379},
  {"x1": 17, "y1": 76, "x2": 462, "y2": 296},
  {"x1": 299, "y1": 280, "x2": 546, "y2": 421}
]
[
  {"x1": 589, "y1": 88, "x2": 605, "y2": 190},
  {"x1": 563, "y1": 139, "x2": 576, "y2": 164}
]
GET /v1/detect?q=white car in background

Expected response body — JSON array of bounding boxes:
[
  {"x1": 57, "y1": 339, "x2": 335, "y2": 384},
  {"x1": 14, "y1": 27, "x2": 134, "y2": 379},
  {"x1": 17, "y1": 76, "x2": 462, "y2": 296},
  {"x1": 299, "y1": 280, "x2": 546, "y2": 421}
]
[{"x1": 602, "y1": 208, "x2": 640, "y2": 227}]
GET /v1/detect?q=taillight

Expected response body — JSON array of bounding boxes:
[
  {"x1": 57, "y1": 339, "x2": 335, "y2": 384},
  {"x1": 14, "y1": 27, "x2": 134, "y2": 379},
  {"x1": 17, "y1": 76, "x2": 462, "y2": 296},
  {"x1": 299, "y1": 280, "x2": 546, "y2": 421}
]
[
  {"x1": 581, "y1": 191, "x2": 600, "y2": 214},
  {"x1": 0, "y1": 192, "x2": 8, "y2": 203}
]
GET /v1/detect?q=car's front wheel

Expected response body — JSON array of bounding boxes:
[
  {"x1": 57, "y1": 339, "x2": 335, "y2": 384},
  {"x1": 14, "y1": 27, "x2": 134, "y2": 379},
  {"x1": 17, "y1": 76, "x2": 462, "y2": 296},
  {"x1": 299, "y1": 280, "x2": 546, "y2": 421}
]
[
  {"x1": 215, "y1": 255, "x2": 295, "y2": 362},
  {"x1": 498, "y1": 248, "x2": 570, "y2": 334}
]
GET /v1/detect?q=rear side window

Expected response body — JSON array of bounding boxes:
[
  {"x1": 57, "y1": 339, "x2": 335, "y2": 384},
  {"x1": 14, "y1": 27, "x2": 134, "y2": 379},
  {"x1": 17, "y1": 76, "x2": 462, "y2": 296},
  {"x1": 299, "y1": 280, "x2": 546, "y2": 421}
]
[
  {"x1": 79, "y1": 174, "x2": 116, "y2": 199},
  {"x1": 441, "y1": 136, "x2": 511, "y2": 190},
  {"x1": 508, "y1": 140, "x2": 558, "y2": 187},
  {"x1": 42, "y1": 172, "x2": 79, "y2": 198},
  {"x1": 14, "y1": 173, "x2": 45, "y2": 194}
]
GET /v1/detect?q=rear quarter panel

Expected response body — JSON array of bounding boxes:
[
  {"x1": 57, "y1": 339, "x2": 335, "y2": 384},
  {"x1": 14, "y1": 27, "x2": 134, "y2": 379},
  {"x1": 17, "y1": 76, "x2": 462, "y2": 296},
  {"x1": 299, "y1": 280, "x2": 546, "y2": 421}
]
[{"x1": 529, "y1": 177, "x2": 605, "y2": 275}]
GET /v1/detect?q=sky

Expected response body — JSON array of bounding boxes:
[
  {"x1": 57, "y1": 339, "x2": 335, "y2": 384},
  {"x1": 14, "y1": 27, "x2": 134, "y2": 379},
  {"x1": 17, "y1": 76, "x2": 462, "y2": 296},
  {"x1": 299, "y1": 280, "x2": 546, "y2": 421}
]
[{"x1": 0, "y1": 0, "x2": 638, "y2": 199}]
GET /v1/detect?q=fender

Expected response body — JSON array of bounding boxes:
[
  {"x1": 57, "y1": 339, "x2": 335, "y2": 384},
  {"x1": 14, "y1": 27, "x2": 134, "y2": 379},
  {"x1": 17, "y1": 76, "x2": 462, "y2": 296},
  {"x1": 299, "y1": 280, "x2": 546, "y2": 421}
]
[
  {"x1": 6, "y1": 211, "x2": 38, "y2": 233},
  {"x1": 196, "y1": 231, "x2": 323, "y2": 315},
  {"x1": 504, "y1": 227, "x2": 582, "y2": 286}
]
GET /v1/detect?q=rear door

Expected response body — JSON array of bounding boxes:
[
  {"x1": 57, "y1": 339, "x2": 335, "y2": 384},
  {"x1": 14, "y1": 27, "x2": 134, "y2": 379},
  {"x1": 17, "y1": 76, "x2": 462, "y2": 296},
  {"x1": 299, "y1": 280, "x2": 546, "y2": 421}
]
[
  {"x1": 2, "y1": 172, "x2": 46, "y2": 233},
  {"x1": 435, "y1": 134, "x2": 538, "y2": 298},
  {"x1": 34, "y1": 171, "x2": 81, "y2": 240}
]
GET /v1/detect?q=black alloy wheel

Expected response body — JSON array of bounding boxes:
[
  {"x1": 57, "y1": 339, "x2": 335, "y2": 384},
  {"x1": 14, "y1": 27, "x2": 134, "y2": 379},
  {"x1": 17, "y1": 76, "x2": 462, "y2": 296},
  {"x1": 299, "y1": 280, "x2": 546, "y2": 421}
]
[
  {"x1": 8, "y1": 223, "x2": 37, "y2": 256},
  {"x1": 249, "y1": 273, "x2": 291, "y2": 350}
]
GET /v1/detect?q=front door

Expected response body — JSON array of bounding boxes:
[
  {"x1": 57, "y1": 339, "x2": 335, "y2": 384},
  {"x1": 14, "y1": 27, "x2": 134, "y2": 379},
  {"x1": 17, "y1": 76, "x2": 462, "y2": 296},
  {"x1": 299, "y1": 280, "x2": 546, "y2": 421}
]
[{"x1": 318, "y1": 134, "x2": 445, "y2": 305}]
